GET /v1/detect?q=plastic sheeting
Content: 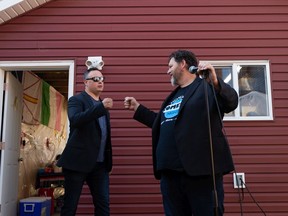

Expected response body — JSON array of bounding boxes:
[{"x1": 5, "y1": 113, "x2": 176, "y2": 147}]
[{"x1": 18, "y1": 123, "x2": 67, "y2": 200}]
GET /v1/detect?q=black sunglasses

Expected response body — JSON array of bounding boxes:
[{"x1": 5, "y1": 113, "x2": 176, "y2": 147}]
[{"x1": 86, "y1": 76, "x2": 105, "y2": 82}]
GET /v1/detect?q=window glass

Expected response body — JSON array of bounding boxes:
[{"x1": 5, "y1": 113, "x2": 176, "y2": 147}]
[
  {"x1": 238, "y1": 65, "x2": 269, "y2": 117},
  {"x1": 215, "y1": 66, "x2": 234, "y2": 116},
  {"x1": 211, "y1": 60, "x2": 272, "y2": 120}
]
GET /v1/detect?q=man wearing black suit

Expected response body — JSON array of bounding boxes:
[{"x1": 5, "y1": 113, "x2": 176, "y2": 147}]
[
  {"x1": 57, "y1": 67, "x2": 113, "y2": 216},
  {"x1": 124, "y1": 50, "x2": 238, "y2": 216}
]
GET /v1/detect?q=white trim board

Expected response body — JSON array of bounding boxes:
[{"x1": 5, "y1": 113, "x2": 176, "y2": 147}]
[{"x1": 0, "y1": 60, "x2": 75, "y2": 98}]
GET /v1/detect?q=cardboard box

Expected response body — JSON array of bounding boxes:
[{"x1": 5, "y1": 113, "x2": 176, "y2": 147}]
[{"x1": 19, "y1": 197, "x2": 51, "y2": 216}]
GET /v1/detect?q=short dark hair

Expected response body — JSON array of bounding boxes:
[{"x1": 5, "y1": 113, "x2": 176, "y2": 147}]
[
  {"x1": 83, "y1": 67, "x2": 99, "y2": 80},
  {"x1": 168, "y1": 50, "x2": 198, "y2": 70}
]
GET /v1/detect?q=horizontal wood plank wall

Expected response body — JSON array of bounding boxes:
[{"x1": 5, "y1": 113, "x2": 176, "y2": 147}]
[{"x1": 1, "y1": 0, "x2": 288, "y2": 215}]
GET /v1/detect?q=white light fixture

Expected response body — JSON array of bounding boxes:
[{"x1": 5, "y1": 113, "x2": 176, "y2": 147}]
[{"x1": 85, "y1": 56, "x2": 104, "y2": 70}]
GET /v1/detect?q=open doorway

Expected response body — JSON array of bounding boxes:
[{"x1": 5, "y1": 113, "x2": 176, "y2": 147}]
[{"x1": 0, "y1": 60, "x2": 74, "y2": 216}]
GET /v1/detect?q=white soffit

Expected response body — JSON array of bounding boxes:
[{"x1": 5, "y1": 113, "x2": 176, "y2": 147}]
[{"x1": 0, "y1": 0, "x2": 53, "y2": 25}]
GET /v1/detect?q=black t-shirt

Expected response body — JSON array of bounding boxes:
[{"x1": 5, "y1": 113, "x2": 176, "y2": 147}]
[
  {"x1": 90, "y1": 98, "x2": 107, "y2": 162},
  {"x1": 156, "y1": 86, "x2": 189, "y2": 171}
]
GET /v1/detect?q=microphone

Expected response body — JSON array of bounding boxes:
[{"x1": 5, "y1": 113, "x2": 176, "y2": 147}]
[
  {"x1": 189, "y1": 66, "x2": 209, "y2": 77},
  {"x1": 188, "y1": 66, "x2": 198, "y2": 74}
]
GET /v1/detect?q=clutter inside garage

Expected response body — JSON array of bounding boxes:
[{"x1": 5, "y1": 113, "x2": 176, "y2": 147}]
[{"x1": 18, "y1": 70, "x2": 68, "y2": 215}]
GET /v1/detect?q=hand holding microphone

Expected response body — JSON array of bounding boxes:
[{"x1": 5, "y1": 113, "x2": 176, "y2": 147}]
[
  {"x1": 189, "y1": 64, "x2": 210, "y2": 77},
  {"x1": 189, "y1": 63, "x2": 219, "y2": 87}
]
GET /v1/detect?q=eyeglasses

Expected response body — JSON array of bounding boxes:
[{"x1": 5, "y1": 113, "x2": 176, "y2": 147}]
[{"x1": 86, "y1": 76, "x2": 105, "y2": 82}]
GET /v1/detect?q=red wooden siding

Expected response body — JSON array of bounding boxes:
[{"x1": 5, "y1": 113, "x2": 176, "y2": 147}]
[{"x1": 1, "y1": 0, "x2": 288, "y2": 215}]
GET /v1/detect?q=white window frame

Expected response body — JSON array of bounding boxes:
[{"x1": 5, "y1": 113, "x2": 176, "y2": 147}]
[{"x1": 205, "y1": 60, "x2": 273, "y2": 121}]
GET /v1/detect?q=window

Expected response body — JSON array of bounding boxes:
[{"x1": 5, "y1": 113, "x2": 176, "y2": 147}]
[{"x1": 207, "y1": 60, "x2": 273, "y2": 120}]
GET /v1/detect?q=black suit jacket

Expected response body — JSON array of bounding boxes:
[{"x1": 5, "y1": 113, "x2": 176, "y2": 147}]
[
  {"x1": 57, "y1": 91, "x2": 113, "y2": 173},
  {"x1": 134, "y1": 77, "x2": 238, "y2": 180}
]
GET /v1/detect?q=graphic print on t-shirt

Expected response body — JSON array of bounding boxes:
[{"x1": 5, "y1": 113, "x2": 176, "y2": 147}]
[{"x1": 161, "y1": 95, "x2": 184, "y2": 125}]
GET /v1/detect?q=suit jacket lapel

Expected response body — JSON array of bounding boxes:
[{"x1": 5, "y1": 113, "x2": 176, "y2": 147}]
[
  {"x1": 81, "y1": 91, "x2": 102, "y2": 131},
  {"x1": 178, "y1": 77, "x2": 202, "y2": 113},
  {"x1": 82, "y1": 91, "x2": 94, "y2": 107}
]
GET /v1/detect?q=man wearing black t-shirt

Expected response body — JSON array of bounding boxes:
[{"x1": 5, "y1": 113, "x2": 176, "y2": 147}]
[
  {"x1": 124, "y1": 50, "x2": 238, "y2": 216},
  {"x1": 57, "y1": 67, "x2": 113, "y2": 216}
]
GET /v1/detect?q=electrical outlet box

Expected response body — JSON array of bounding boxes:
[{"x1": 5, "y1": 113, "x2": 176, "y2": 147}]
[{"x1": 233, "y1": 173, "x2": 246, "y2": 188}]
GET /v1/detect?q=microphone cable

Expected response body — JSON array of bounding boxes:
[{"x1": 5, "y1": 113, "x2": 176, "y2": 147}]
[
  {"x1": 210, "y1": 79, "x2": 267, "y2": 216},
  {"x1": 234, "y1": 170, "x2": 267, "y2": 216},
  {"x1": 203, "y1": 78, "x2": 219, "y2": 216}
]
